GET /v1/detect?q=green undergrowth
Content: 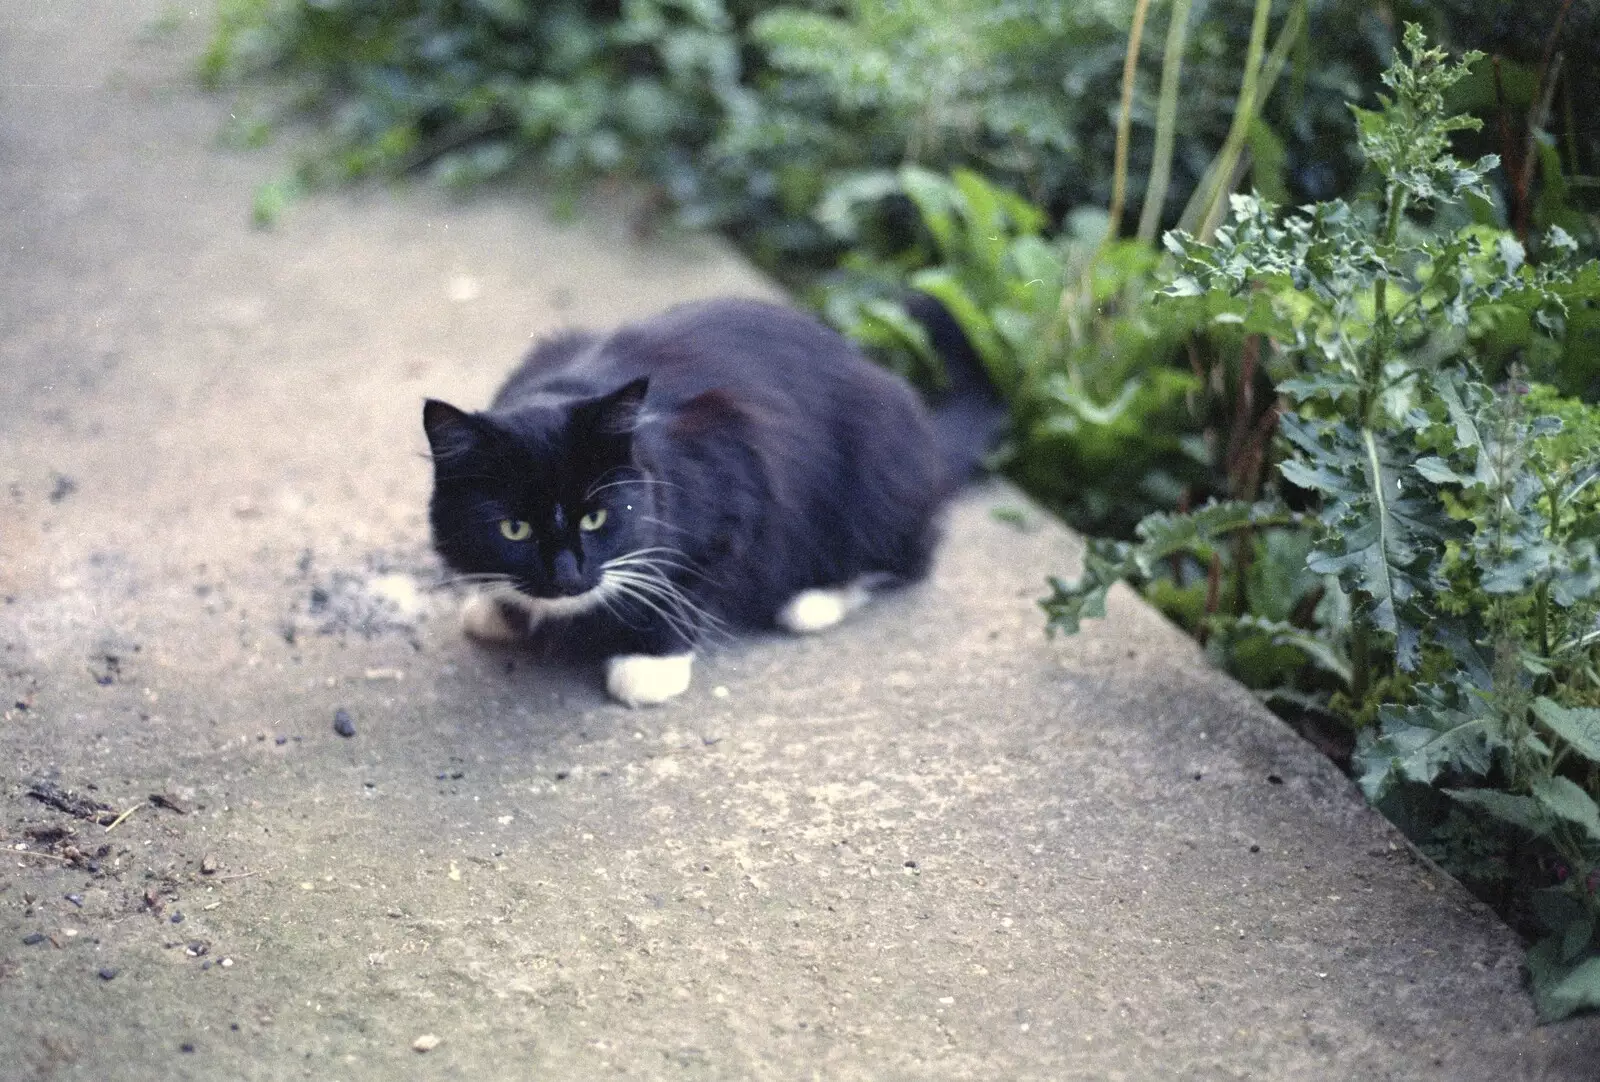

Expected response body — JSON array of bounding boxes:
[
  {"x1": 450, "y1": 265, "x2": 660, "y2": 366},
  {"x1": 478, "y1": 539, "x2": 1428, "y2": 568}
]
[
  {"x1": 1043, "y1": 26, "x2": 1600, "y2": 1020},
  {"x1": 201, "y1": 0, "x2": 1416, "y2": 274}
]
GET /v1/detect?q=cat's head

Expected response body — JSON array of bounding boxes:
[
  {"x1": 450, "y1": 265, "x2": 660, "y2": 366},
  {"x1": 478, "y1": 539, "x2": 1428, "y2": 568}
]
[{"x1": 422, "y1": 379, "x2": 655, "y2": 603}]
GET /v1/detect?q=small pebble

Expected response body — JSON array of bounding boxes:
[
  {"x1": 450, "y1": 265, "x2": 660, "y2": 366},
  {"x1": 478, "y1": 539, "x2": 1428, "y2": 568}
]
[
  {"x1": 170, "y1": 912, "x2": 185, "y2": 924},
  {"x1": 180, "y1": 1042, "x2": 195, "y2": 1054},
  {"x1": 21, "y1": 932, "x2": 46, "y2": 946},
  {"x1": 412, "y1": 1034, "x2": 441, "y2": 1053},
  {"x1": 333, "y1": 708, "x2": 356, "y2": 738},
  {"x1": 98, "y1": 967, "x2": 118, "y2": 981},
  {"x1": 64, "y1": 893, "x2": 84, "y2": 907},
  {"x1": 274, "y1": 735, "x2": 287, "y2": 746},
  {"x1": 200, "y1": 854, "x2": 219, "y2": 875},
  {"x1": 220, "y1": 957, "x2": 234, "y2": 968}
]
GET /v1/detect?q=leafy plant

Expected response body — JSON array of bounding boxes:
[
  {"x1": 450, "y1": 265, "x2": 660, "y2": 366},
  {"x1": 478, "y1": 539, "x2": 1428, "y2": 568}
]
[
  {"x1": 204, "y1": 0, "x2": 1426, "y2": 282},
  {"x1": 1044, "y1": 24, "x2": 1600, "y2": 1018},
  {"x1": 820, "y1": 166, "x2": 1209, "y2": 537}
]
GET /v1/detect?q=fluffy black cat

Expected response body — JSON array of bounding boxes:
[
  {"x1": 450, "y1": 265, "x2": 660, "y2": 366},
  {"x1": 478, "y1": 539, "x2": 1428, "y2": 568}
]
[{"x1": 422, "y1": 296, "x2": 998, "y2": 706}]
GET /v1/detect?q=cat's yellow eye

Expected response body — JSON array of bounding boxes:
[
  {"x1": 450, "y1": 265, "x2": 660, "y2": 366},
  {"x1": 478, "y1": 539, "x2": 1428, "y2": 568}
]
[
  {"x1": 499, "y1": 519, "x2": 532, "y2": 542},
  {"x1": 579, "y1": 508, "x2": 607, "y2": 532}
]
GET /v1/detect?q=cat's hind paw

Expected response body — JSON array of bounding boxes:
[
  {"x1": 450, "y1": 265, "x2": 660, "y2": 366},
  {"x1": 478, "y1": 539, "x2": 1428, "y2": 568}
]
[
  {"x1": 775, "y1": 584, "x2": 871, "y2": 634},
  {"x1": 606, "y1": 653, "x2": 694, "y2": 707},
  {"x1": 460, "y1": 593, "x2": 528, "y2": 643}
]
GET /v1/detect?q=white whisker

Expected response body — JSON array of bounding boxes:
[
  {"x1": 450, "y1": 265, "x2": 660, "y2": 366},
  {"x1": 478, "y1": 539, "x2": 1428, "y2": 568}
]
[
  {"x1": 586, "y1": 475, "x2": 681, "y2": 499},
  {"x1": 600, "y1": 566, "x2": 729, "y2": 644}
]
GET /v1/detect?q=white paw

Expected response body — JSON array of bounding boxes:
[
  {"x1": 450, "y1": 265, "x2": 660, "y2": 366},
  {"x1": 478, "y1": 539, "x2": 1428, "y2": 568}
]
[
  {"x1": 460, "y1": 593, "x2": 526, "y2": 643},
  {"x1": 776, "y1": 584, "x2": 871, "y2": 634},
  {"x1": 606, "y1": 653, "x2": 694, "y2": 708}
]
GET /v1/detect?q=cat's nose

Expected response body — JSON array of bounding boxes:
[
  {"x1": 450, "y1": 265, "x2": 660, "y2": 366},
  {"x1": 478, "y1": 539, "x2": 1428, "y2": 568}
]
[{"x1": 551, "y1": 549, "x2": 585, "y2": 595}]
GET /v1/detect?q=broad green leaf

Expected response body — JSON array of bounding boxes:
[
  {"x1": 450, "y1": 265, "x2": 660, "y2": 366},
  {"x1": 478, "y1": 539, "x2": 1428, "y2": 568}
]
[
  {"x1": 1445, "y1": 788, "x2": 1548, "y2": 837},
  {"x1": 1531, "y1": 946, "x2": 1600, "y2": 1023},
  {"x1": 1413, "y1": 456, "x2": 1469, "y2": 484},
  {"x1": 898, "y1": 167, "x2": 960, "y2": 258},
  {"x1": 908, "y1": 268, "x2": 1006, "y2": 381},
  {"x1": 813, "y1": 170, "x2": 903, "y2": 241},
  {"x1": 1231, "y1": 615, "x2": 1353, "y2": 684},
  {"x1": 1130, "y1": 500, "x2": 1293, "y2": 574},
  {"x1": 1532, "y1": 776, "x2": 1600, "y2": 843},
  {"x1": 1007, "y1": 236, "x2": 1061, "y2": 294},
  {"x1": 1533, "y1": 699, "x2": 1600, "y2": 764},
  {"x1": 1357, "y1": 705, "x2": 1499, "y2": 801}
]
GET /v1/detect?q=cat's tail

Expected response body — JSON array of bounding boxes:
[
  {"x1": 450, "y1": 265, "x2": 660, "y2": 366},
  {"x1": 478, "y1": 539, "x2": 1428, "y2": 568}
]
[{"x1": 904, "y1": 291, "x2": 1008, "y2": 489}]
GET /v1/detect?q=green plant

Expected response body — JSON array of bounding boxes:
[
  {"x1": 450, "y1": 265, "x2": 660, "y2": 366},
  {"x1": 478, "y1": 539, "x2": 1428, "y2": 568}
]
[
  {"x1": 1044, "y1": 25, "x2": 1600, "y2": 1018},
  {"x1": 813, "y1": 0, "x2": 1323, "y2": 538},
  {"x1": 821, "y1": 166, "x2": 1208, "y2": 538},
  {"x1": 205, "y1": 0, "x2": 1422, "y2": 281},
  {"x1": 204, "y1": 0, "x2": 761, "y2": 217}
]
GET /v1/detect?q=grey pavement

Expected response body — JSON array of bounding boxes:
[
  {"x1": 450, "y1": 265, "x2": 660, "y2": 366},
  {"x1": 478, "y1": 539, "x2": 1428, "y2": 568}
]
[{"x1": 2, "y1": 4, "x2": 1598, "y2": 1079}]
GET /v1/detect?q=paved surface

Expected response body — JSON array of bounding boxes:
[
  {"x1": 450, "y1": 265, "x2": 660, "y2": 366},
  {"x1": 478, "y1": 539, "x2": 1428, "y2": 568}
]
[{"x1": 3, "y1": 4, "x2": 1599, "y2": 1079}]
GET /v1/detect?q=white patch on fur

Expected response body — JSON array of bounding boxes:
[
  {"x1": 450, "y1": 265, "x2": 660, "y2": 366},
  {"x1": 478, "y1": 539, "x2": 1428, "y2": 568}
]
[
  {"x1": 460, "y1": 593, "x2": 525, "y2": 643},
  {"x1": 775, "y1": 582, "x2": 872, "y2": 634},
  {"x1": 460, "y1": 589, "x2": 604, "y2": 642},
  {"x1": 606, "y1": 652, "x2": 694, "y2": 707}
]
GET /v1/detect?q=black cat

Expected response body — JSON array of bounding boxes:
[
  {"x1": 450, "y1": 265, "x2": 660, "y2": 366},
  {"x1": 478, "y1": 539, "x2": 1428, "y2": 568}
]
[{"x1": 422, "y1": 296, "x2": 999, "y2": 706}]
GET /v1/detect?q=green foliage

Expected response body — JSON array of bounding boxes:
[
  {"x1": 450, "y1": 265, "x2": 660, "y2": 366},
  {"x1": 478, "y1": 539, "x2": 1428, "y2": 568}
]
[
  {"x1": 203, "y1": 0, "x2": 1423, "y2": 275},
  {"x1": 205, "y1": 0, "x2": 763, "y2": 226},
  {"x1": 1044, "y1": 24, "x2": 1600, "y2": 1018},
  {"x1": 822, "y1": 167, "x2": 1210, "y2": 536}
]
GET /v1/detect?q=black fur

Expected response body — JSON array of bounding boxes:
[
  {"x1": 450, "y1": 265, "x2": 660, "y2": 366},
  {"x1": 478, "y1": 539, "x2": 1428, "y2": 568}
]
[{"x1": 422, "y1": 297, "x2": 993, "y2": 661}]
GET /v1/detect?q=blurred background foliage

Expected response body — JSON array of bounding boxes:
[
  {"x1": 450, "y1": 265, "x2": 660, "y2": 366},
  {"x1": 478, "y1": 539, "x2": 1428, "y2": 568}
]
[{"x1": 203, "y1": 0, "x2": 1600, "y2": 535}]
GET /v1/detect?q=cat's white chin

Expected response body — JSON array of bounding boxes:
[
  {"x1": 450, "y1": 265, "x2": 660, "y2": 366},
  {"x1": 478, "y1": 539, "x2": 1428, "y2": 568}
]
[
  {"x1": 460, "y1": 589, "x2": 605, "y2": 642},
  {"x1": 606, "y1": 652, "x2": 694, "y2": 707}
]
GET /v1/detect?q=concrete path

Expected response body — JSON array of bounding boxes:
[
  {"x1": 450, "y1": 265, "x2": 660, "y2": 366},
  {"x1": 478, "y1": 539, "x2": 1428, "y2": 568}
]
[{"x1": 2, "y1": 4, "x2": 1596, "y2": 1079}]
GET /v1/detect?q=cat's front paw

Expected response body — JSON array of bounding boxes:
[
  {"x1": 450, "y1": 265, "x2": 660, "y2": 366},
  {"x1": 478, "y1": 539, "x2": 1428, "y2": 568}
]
[
  {"x1": 606, "y1": 653, "x2": 694, "y2": 707},
  {"x1": 460, "y1": 593, "x2": 529, "y2": 643}
]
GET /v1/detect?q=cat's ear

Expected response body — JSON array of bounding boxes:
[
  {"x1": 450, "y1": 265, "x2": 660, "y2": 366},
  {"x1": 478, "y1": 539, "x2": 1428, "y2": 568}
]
[
  {"x1": 579, "y1": 378, "x2": 650, "y2": 437},
  {"x1": 422, "y1": 399, "x2": 482, "y2": 465}
]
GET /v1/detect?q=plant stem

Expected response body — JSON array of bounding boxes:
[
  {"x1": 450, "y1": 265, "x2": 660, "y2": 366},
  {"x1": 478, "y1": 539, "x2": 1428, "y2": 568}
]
[
  {"x1": 1350, "y1": 153, "x2": 1402, "y2": 698},
  {"x1": 1351, "y1": 611, "x2": 1373, "y2": 706},
  {"x1": 1363, "y1": 183, "x2": 1407, "y2": 423},
  {"x1": 1107, "y1": 0, "x2": 1153, "y2": 244},
  {"x1": 1137, "y1": 0, "x2": 1193, "y2": 243},
  {"x1": 1176, "y1": 0, "x2": 1304, "y2": 240},
  {"x1": 1193, "y1": 0, "x2": 1271, "y2": 241},
  {"x1": 1537, "y1": 580, "x2": 1552, "y2": 660}
]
